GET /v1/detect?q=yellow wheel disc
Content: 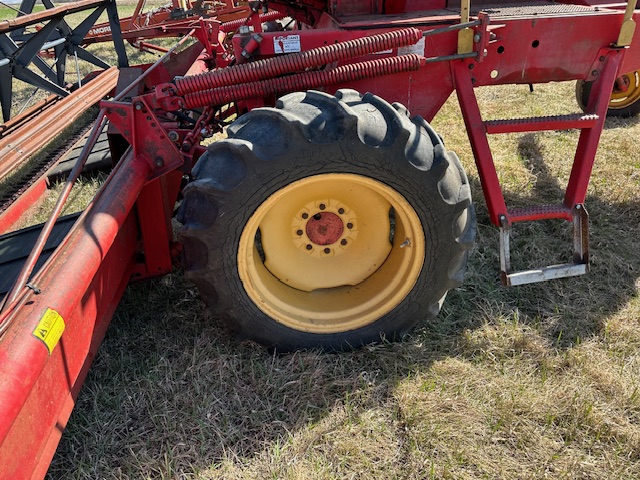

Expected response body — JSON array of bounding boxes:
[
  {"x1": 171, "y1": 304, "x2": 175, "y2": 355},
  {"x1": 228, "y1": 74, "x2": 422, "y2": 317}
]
[
  {"x1": 237, "y1": 173, "x2": 425, "y2": 333},
  {"x1": 610, "y1": 70, "x2": 640, "y2": 110}
]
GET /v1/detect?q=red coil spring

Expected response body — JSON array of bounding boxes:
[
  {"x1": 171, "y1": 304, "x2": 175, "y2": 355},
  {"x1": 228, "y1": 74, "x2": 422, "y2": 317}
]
[
  {"x1": 220, "y1": 11, "x2": 288, "y2": 33},
  {"x1": 183, "y1": 54, "x2": 425, "y2": 109},
  {"x1": 175, "y1": 28, "x2": 423, "y2": 95}
]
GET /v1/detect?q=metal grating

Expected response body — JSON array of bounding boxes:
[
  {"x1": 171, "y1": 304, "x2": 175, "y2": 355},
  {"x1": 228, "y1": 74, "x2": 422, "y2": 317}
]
[{"x1": 469, "y1": 2, "x2": 603, "y2": 17}]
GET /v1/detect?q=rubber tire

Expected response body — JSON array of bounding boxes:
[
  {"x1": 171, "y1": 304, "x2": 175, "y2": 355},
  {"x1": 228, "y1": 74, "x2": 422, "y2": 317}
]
[
  {"x1": 576, "y1": 75, "x2": 640, "y2": 118},
  {"x1": 178, "y1": 89, "x2": 476, "y2": 352}
]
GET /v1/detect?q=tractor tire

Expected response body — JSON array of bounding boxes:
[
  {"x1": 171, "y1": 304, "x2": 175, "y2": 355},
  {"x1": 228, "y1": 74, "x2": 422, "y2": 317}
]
[
  {"x1": 177, "y1": 89, "x2": 476, "y2": 352},
  {"x1": 576, "y1": 70, "x2": 640, "y2": 118}
]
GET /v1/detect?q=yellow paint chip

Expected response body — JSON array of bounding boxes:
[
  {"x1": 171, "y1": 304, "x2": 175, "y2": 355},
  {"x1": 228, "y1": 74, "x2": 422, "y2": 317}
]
[{"x1": 33, "y1": 308, "x2": 65, "y2": 354}]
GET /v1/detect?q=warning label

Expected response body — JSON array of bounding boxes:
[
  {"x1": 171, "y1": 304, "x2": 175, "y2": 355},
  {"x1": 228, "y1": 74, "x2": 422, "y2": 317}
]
[
  {"x1": 33, "y1": 308, "x2": 65, "y2": 354},
  {"x1": 274, "y1": 35, "x2": 301, "y2": 54}
]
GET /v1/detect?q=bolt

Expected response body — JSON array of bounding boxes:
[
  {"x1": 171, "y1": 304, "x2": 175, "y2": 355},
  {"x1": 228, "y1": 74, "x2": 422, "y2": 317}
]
[
  {"x1": 319, "y1": 203, "x2": 326, "y2": 210},
  {"x1": 399, "y1": 238, "x2": 411, "y2": 248},
  {"x1": 468, "y1": 63, "x2": 475, "y2": 70},
  {"x1": 340, "y1": 239, "x2": 347, "y2": 246},
  {"x1": 302, "y1": 213, "x2": 309, "y2": 219},
  {"x1": 324, "y1": 248, "x2": 331, "y2": 254},
  {"x1": 599, "y1": 56, "x2": 605, "y2": 62},
  {"x1": 347, "y1": 222, "x2": 353, "y2": 229},
  {"x1": 473, "y1": 33, "x2": 481, "y2": 42},
  {"x1": 592, "y1": 70, "x2": 599, "y2": 77},
  {"x1": 313, "y1": 213, "x2": 322, "y2": 220},
  {"x1": 296, "y1": 229, "x2": 303, "y2": 236},
  {"x1": 338, "y1": 208, "x2": 345, "y2": 214},
  {"x1": 306, "y1": 244, "x2": 312, "y2": 250},
  {"x1": 168, "y1": 131, "x2": 180, "y2": 142},
  {"x1": 135, "y1": 103, "x2": 143, "y2": 111},
  {"x1": 155, "y1": 157, "x2": 164, "y2": 167}
]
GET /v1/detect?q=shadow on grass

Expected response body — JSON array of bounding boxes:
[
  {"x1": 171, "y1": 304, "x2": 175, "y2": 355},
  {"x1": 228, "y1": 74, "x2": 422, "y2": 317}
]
[
  {"x1": 457, "y1": 130, "x2": 640, "y2": 349},
  {"x1": 46, "y1": 131, "x2": 640, "y2": 478}
]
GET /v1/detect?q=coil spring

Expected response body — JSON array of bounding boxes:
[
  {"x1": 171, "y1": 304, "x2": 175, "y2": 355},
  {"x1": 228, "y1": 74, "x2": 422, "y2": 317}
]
[
  {"x1": 175, "y1": 28, "x2": 423, "y2": 96},
  {"x1": 183, "y1": 54, "x2": 424, "y2": 109},
  {"x1": 220, "y1": 11, "x2": 288, "y2": 33}
]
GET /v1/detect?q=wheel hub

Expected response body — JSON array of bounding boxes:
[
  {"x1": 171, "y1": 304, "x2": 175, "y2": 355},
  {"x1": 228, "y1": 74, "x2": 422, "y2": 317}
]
[
  {"x1": 291, "y1": 199, "x2": 358, "y2": 258},
  {"x1": 306, "y1": 212, "x2": 343, "y2": 246}
]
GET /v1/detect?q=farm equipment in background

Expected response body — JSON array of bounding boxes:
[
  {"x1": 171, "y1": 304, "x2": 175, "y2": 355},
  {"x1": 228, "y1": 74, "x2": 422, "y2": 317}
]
[{"x1": 1, "y1": 0, "x2": 640, "y2": 477}]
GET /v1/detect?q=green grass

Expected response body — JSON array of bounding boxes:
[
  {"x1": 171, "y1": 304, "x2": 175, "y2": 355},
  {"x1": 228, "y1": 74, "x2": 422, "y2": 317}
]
[{"x1": 44, "y1": 80, "x2": 640, "y2": 479}]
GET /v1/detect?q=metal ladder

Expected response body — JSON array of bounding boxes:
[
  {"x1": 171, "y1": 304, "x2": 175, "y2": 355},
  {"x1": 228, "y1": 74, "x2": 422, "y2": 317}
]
[{"x1": 451, "y1": 51, "x2": 624, "y2": 285}]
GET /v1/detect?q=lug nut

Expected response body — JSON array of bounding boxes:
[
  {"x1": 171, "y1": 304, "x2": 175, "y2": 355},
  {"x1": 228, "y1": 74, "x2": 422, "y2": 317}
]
[
  {"x1": 296, "y1": 229, "x2": 303, "y2": 236},
  {"x1": 306, "y1": 244, "x2": 312, "y2": 250},
  {"x1": 324, "y1": 248, "x2": 331, "y2": 254},
  {"x1": 302, "y1": 213, "x2": 308, "y2": 219},
  {"x1": 340, "y1": 239, "x2": 347, "y2": 246}
]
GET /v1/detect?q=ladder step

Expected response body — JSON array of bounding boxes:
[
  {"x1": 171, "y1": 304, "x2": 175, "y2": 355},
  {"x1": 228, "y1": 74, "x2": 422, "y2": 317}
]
[
  {"x1": 485, "y1": 113, "x2": 599, "y2": 134},
  {"x1": 507, "y1": 204, "x2": 572, "y2": 222},
  {"x1": 502, "y1": 263, "x2": 588, "y2": 286}
]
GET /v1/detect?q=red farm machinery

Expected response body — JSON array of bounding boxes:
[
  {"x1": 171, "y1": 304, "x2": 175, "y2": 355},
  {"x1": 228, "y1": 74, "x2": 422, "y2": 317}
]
[{"x1": 1, "y1": 0, "x2": 640, "y2": 476}]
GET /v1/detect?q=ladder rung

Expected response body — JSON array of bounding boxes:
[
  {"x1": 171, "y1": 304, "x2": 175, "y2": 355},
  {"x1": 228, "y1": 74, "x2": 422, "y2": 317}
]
[
  {"x1": 485, "y1": 114, "x2": 599, "y2": 134},
  {"x1": 502, "y1": 263, "x2": 588, "y2": 286},
  {"x1": 507, "y1": 204, "x2": 572, "y2": 223}
]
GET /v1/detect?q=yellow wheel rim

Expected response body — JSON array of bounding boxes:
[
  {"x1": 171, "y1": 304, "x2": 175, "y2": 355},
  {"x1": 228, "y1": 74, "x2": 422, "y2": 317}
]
[
  {"x1": 237, "y1": 173, "x2": 425, "y2": 333},
  {"x1": 610, "y1": 70, "x2": 640, "y2": 109}
]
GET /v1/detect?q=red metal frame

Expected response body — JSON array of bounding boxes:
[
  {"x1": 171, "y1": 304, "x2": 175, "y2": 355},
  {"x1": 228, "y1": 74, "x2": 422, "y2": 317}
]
[{"x1": 2, "y1": 1, "x2": 640, "y2": 477}]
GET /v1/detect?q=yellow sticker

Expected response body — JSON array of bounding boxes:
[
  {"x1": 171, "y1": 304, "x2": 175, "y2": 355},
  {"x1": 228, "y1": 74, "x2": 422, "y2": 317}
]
[{"x1": 32, "y1": 308, "x2": 65, "y2": 354}]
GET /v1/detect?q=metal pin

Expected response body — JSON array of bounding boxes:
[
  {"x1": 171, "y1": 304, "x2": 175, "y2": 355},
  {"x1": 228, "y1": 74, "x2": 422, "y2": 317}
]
[{"x1": 399, "y1": 238, "x2": 411, "y2": 248}]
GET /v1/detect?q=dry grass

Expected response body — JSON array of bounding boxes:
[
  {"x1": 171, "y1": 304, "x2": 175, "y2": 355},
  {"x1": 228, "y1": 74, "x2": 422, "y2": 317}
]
[
  {"x1": 44, "y1": 79, "x2": 640, "y2": 480},
  {"x1": 3, "y1": 4, "x2": 638, "y2": 480}
]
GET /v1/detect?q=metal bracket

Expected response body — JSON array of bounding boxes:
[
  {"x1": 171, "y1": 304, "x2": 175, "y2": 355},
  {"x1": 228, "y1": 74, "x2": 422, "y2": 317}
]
[{"x1": 500, "y1": 205, "x2": 590, "y2": 286}]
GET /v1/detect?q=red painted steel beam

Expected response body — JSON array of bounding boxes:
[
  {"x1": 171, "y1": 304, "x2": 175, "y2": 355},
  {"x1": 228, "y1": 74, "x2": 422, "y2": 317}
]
[
  {"x1": 564, "y1": 50, "x2": 624, "y2": 207},
  {"x1": 0, "y1": 150, "x2": 150, "y2": 479},
  {"x1": 0, "y1": 177, "x2": 47, "y2": 234}
]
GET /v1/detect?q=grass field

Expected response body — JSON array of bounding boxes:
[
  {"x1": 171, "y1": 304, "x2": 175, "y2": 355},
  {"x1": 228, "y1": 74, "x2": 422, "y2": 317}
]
[
  {"x1": 2, "y1": 4, "x2": 640, "y2": 480},
  {"x1": 45, "y1": 81, "x2": 640, "y2": 479}
]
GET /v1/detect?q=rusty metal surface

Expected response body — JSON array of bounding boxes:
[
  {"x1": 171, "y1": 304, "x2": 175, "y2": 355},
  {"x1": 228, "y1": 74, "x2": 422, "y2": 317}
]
[
  {"x1": 0, "y1": 67, "x2": 118, "y2": 182},
  {"x1": 0, "y1": 96, "x2": 59, "y2": 139}
]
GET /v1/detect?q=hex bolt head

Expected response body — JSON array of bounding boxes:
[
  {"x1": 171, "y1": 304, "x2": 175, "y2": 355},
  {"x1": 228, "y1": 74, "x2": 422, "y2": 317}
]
[
  {"x1": 319, "y1": 203, "x2": 326, "y2": 210},
  {"x1": 302, "y1": 213, "x2": 309, "y2": 219},
  {"x1": 338, "y1": 208, "x2": 345, "y2": 214},
  {"x1": 155, "y1": 157, "x2": 164, "y2": 167},
  {"x1": 135, "y1": 103, "x2": 143, "y2": 111},
  {"x1": 168, "y1": 131, "x2": 180, "y2": 142},
  {"x1": 296, "y1": 229, "x2": 303, "y2": 236},
  {"x1": 340, "y1": 239, "x2": 347, "y2": 246},
  {"x1": 346, "y1": 222, "x2": 354, "y2": 229},
  {"x1": 324, "y1": 248, "x2": 331, "y2": 254},
  {"x1": 306, "y1": 244, "x2": 312, "y2": 250}
]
